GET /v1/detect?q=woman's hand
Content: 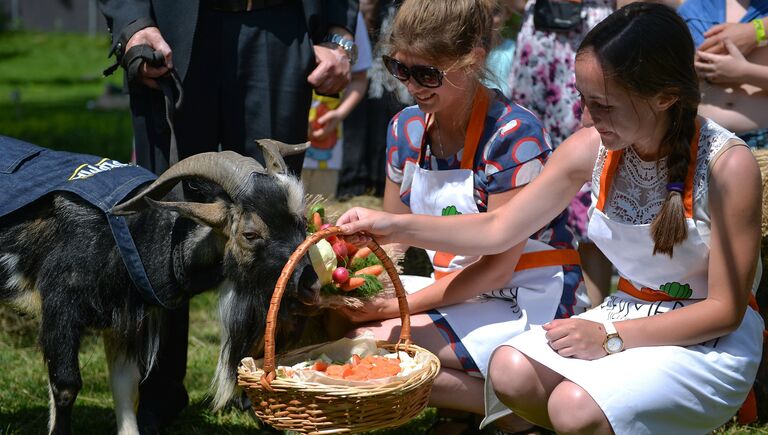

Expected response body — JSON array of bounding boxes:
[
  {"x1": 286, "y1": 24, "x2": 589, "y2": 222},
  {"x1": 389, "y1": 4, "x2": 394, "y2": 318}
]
[
  {"x1": 336, "y1": 207, "x2": 400, "y2": 245},
  {"x1": 543, "y1": 318, "x2": 607, "y2": 360},
  {"x1": 335, "y1": 297, "x2": 398, "y2": 323},
  {"x1": 695, "y1": 39, "x2": 750, "y2": 84}
]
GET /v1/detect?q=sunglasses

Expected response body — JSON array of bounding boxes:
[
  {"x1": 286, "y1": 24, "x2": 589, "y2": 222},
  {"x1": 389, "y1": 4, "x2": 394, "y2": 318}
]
[{"x1": 382, "y1": 55, "x2": 445, "y2": 88}]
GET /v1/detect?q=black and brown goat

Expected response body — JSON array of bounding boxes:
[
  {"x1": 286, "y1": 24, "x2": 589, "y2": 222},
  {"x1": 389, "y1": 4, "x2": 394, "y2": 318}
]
[{"x1": 0, "y1": 141, "x2": 318, "y2": 434}]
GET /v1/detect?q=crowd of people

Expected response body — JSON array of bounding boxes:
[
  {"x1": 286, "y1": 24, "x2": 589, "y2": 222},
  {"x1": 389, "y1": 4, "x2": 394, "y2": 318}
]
[{"x1": 99, "y1": 0, "x2": 767, "y2": 433}]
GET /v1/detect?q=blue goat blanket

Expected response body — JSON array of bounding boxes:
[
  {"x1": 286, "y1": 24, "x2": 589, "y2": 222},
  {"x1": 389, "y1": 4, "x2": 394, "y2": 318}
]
[{"x1": 0, "y1": 135, "x2": 170, "y2": 308}]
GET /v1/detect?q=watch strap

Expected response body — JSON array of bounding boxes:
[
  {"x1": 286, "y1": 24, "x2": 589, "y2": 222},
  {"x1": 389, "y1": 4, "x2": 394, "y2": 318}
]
[{"x1": 604, "y1": 320, "x2": 617, "y2": 336}]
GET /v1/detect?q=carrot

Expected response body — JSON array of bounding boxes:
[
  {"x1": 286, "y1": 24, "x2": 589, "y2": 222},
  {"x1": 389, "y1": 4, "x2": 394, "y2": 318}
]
[
  {"x1": 353, "y1": 247, "x2": 372, "y2": 259},
  {"x1": 313, "y1": 360, "x2": 329, "y2": 371},
  {"x1": 339, "y1": 277, "x2": 366, "y2": 292},
  {"x1": 312, "y1": 212, "x2": 323, "y2": 231},
  {"x1": 355, "y1": 265, "x2": 384, "y2": 277}
]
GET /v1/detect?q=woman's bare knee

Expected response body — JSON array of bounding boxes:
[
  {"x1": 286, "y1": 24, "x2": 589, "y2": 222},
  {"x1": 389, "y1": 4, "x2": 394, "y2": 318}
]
[
  {"x1": 548, "y1": 381, "x2": 612, "y2": 435},
  {"x1": 488, "y1": 346, "x2": 539, "y2": 402}
]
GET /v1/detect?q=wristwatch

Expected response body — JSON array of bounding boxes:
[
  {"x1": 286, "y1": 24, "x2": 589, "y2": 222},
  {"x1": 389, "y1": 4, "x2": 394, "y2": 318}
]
[
  {"x1": 603, "y1": 321, "x2": 625, "y2": 355},
  {"x1": 324, "y1": 33, "x2": 358, "y2": 64}
]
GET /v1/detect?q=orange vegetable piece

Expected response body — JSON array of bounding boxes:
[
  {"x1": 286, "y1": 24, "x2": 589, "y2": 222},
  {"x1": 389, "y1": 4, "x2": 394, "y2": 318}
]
[
  {"x1": 325, "y1": 364, "x2": 346, "y2": 378},
  {"x1": 353, "y1": 247, "x2": 372, "y2": 259},
  {"x1": 339, "y1": 277, "x2": 366, "y2": 292},
  {"x1": 312, "y1": 212, "x2": 323, "y2": 231},
  {"x1": 354, "y1": 265, "x2": 384, "y2": 276}
]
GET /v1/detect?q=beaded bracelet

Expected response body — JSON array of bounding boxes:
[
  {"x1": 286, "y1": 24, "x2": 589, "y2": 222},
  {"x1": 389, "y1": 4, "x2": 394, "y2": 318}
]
[{"x1": 753, "y1": 18, "x2": 767, "y2": 48}]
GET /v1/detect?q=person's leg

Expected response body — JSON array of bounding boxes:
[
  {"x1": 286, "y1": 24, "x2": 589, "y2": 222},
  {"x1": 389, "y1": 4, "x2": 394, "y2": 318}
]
[
  {"x1": 130, "y1": 10, "x2": 222, "y2": 433},
  {"x1": 136, "y1": 303, "x2": 190, "y2": 433},
  {"x1": 487, "y1": 346, "x2": 563, "y2": 429},
  {"x1": 337, "y1": 97, "x2": 370, "y2": 199},
  {"x1": 223, "y1": 2, "x2": 315, "y2": 176},
  {"x1": 548, "y1": 381, "x2": 613, "y2": 435}
]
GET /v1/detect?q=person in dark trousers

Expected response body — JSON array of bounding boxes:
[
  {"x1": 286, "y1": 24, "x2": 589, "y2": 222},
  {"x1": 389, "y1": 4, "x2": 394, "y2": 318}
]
[
  {"x1": 98, "y1": 1, "x2": 358, "y2": 432},
  {"x1": 336, "y1": 0, "x2": 408, "y2": 200}
]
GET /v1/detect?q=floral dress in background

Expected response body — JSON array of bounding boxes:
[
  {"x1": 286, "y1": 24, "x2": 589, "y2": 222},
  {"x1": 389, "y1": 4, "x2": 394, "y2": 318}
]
[{"x1": 508, "y1": 0, "x2": 614, "y2": 240}]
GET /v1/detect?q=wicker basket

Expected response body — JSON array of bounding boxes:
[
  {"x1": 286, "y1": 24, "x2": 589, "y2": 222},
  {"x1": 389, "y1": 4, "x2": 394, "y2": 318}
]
[{"x1": 237, "y1": 226, "x2": 441, "y2": 434}]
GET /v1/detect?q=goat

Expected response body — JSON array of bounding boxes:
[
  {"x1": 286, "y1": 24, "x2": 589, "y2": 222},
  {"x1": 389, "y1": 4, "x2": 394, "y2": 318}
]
[{"x1": 0, "y1": 137, "x2": 319, "y2": 434}]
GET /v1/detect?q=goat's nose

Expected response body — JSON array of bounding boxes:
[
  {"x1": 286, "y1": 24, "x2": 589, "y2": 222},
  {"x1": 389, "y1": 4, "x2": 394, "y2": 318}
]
[{"x1": 297, "y1": 264, "x2": 320, "y2": 305}]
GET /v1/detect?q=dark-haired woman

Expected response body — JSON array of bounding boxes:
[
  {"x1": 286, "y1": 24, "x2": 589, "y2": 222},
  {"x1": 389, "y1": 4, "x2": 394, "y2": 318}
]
[{"x1": 336, "y1": 3, "x2": 765, "y2": 433}]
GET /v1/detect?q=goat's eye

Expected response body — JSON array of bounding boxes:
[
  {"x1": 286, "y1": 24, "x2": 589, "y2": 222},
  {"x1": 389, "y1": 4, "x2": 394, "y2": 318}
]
[{"x1": 243, "y1": 231, "x2": 262, "y2": 241}]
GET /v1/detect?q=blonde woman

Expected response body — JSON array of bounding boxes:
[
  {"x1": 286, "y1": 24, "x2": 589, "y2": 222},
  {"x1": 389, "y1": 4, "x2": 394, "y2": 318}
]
[{"x1": 334, "y1": 0, "x2": 589, "y2": 432}]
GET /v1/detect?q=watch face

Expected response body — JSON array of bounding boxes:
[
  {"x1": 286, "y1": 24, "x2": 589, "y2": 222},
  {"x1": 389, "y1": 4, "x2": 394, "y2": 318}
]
[{"x1": 606, "y1": 336, "x2": 623, "y2": 353}]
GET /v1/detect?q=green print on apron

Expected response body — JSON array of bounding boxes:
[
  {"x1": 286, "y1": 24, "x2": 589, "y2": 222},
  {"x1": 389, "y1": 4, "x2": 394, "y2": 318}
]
[{"x1": 402, "y1": 89, "x2": 580, "y2": 378}]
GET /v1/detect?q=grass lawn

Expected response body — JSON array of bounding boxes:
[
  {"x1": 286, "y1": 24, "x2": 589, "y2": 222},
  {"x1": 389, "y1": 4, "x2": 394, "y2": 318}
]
[
  {"x1": 0, "y1": 30, "x2": 765, "y2": 435},
  {"x1": 0, "y1": 31, "x2": 133, "y2": 160}
]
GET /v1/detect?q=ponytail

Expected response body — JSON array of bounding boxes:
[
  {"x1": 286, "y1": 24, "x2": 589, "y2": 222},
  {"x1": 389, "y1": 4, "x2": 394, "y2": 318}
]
[{"x1": 649, "y1": 105, "x2": 697, "y2": 256}]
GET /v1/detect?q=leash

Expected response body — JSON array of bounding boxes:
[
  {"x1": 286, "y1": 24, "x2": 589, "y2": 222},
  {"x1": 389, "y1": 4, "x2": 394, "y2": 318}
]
[
  {"x1": 103, "y1": 45, "x2": 186, "y2": 308},
  {"x1": 104, "y1": 44, "x2": 184, "y2": 166}
]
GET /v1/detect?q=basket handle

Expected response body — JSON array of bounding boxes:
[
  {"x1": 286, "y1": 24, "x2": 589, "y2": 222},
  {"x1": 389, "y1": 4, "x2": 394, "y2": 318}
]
[{"x1": 259, "y1": 226, "x2": 412, "y2": 390}]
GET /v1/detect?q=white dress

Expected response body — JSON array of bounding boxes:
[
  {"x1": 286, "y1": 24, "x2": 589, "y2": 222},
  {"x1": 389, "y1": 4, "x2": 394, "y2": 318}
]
[{"x1": 483, "y1": 119, "x2": 765, "y2": 434}]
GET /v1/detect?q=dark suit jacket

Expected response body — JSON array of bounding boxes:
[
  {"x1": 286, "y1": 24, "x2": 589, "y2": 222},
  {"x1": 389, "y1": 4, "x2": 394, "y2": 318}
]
[{"x1": 98, "y1": 0, "x2": 359, "y2": 81}]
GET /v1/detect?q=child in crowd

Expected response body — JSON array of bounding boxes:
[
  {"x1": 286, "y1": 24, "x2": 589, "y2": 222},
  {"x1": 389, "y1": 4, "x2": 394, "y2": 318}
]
[
  {"x1": 335, "y1": 0, "x2": 589, "y2": 432},
  {"x1": 679, "y1": 0, "x2": 768, "y2": 148},
  {"x1": 337, "y1": 3, "x2": 765, "y2": 434}
]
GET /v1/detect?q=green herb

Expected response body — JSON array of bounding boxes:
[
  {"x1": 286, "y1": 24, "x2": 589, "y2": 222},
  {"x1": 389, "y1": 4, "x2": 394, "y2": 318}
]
[
  {"x1": 352, "y1": 274, "x2": 383, "y2": 298},
  {"x1": 350, "y1": 253, "x2": 381, "y2": 271},
  {"x1": 308, "y1": 204, "x2": 325, "y2": 219},
  {"x1": 321, "y1": 282, "x2": 342, "y2": 295}
]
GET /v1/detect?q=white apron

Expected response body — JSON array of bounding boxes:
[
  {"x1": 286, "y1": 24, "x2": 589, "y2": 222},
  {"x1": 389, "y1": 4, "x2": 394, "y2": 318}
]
[
  {"x1": 402, "y1": 89, "x2": 582, "y2": 379},
  {"x1": 489, "y1": 121, "x2": 765, "y2": 434}
]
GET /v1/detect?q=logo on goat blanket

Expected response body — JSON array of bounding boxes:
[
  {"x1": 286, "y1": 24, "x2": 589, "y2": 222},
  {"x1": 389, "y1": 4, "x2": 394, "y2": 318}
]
[{"x1": 68, "y1": 158, "x2": 129, "y2": 181}]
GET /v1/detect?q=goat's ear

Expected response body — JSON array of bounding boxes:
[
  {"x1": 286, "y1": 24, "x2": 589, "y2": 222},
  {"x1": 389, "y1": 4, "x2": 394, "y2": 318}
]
[
  {"x1": 255, "y1": 139, "x2": 310, "y2": 174},
  {"x1": 145, "y1": 198, "x2": 228, "y2": 230}
]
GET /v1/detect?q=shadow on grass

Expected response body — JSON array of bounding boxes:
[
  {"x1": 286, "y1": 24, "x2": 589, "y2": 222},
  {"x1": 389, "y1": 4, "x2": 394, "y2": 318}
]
[
  {"x1": 0, "y1": 404, "x2": 116, "y2": 435},
  {"x1": 0, "y1": 48, "x2": 28, "y2": 62}
]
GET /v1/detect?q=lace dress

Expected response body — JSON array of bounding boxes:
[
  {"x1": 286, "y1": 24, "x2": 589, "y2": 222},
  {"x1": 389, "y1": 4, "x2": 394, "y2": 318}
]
[{"x1": 487, "y1": 119, "x2": 765, "y2": 434}]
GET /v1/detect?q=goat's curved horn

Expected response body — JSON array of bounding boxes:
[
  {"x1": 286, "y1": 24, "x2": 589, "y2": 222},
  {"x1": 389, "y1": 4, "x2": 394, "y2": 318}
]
[
  {"x1": 112, "y1": 151, "x2": 265, "y2": 214},
  {"x1": 255, "y1": 139, "x2": 310, "y2": 174}
]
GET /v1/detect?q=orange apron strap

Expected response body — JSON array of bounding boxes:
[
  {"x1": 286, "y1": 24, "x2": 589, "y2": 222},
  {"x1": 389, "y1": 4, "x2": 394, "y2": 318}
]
[
  {"x1": 595, "y1": 149, "x2": 622, "y2": 212},
  {"x1": 514, "y1": 249, "x2": 581, "y2": 272},
  {"x1": 460, "y1": 88, "x2": 490, "y2": 170},
  {"x1": 433, "y1": 268, "x2": 456, "y2": 281},
  {"x1": 417, "y1": 113, "x2": 435, "y2": 166},
  {"x1": 595, "y1": 119, "x2": 700, "y2": 215},
  {"x1": 431, "y1": 88, "x2": 491, "y2": 276},
  {"x1": 682, "y1": 120, "x2": 701, "y2": 218},
  {"x1": 617, "y1": 277, "x2": 686, "y2": 302},
  {"x1": 619, "y1": 277, "x2": 766, "y2": 321},
  {"x1": 434, "y1": 248, "x2": 581, "y2": 280}
]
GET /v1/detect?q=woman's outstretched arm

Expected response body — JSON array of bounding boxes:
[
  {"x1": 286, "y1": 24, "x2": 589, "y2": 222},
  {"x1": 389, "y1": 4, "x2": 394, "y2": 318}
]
[{"x1": 337, "y1": 128, "x2": 600, "y2": 256}]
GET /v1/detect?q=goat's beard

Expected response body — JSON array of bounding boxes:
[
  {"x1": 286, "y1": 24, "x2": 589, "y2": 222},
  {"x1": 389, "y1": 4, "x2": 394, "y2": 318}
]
[
  {"x1": 211, "y1": 280, "x2": 312, "y2": 411},
  {"x1": 211, "y1": 281, "x2": 264, "y2": 410}
]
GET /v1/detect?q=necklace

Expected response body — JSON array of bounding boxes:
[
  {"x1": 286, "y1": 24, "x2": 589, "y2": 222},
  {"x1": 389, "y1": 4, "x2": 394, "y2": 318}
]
[{"x1": 433, "y1": 118, "x2": 446, "y2": 157}]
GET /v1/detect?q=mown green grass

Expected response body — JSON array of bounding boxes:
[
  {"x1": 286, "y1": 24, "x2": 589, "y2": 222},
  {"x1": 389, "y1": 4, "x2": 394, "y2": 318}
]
[
  {"x1": 0, "y1": 31, "x2": 132, "y2": 160},
  {"x1": 0, "y1": 30, "x2": 765, "y2": 435}
]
